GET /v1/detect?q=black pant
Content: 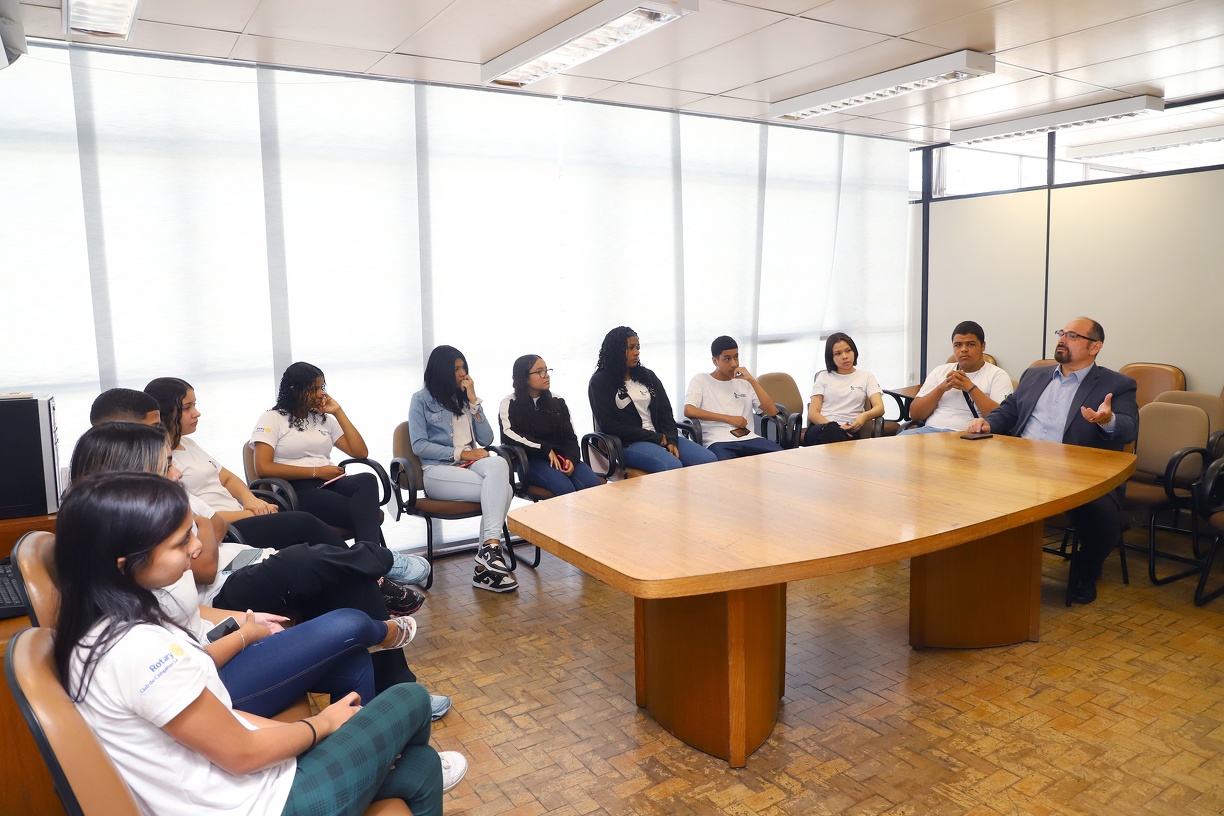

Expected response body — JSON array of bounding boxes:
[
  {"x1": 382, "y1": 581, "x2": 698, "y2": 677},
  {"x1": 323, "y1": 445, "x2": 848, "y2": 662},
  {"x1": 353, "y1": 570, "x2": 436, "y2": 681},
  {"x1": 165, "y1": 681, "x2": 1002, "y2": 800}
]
[
  {"x1": 802, "y1": 422, "x2": 855, "y2": 446},
  {"x1": 1066, "y1": 491, "x2": 1124, "y2": 584},
  {"x1": 212, "y1": 541, "x2": 413, "y2": 689},
  {"x1": 289, "y1": 472, "x2": 382, "y2": 543},
  {"x1": 231, "y1": 510, "x2": 348, "y2": 550}
]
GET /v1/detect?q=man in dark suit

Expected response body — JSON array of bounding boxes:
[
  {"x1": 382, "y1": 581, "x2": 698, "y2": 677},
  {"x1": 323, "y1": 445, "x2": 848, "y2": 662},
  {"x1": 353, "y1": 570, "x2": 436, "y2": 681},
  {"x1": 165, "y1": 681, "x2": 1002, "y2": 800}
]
[{"x1": 967, "y1": 317, "x2": 1138, "y2": 605}]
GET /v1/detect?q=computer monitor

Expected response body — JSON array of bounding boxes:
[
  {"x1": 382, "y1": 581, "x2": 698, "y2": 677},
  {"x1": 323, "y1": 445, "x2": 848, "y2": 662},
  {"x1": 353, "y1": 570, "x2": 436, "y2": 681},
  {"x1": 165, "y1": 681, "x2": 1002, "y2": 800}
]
[{"x1": 0, "y1": 395, "x2": 61, "y2": 519}]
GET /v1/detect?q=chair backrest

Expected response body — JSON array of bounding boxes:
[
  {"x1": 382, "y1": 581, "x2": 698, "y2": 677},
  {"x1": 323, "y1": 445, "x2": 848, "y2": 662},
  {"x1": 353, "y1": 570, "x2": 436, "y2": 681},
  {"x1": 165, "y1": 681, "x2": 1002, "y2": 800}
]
[
  {"x1": 944, "y1": 353, "x2": 998, "y2": 367},
  {"x1": 5, "y1": 627, "x2": 143, "y2": 816},
  {"x1": 12, "y1": 531, "x2": 59, "y2": 627},
  {"x1": 242, "y1": 442, "x2": 256, "y2": 482},
  {"x1": 1028, "y1": 358, "x2": 1058, "y2": 371},
  {"x1": 1134, "y1": 402, "x2": 1209, "y2": 482},
  {"x1": 1120, "y1": 362, "x2": 1186, "y2": 408},
  {"x1": 757, "y1": 372, "x2": 804, "y2": 417},
  {"x1": 1154, "y1": 391, "x2": 1224, "y2": 436},
  {"x1": 392, "y1": 421, "x2": 425, "y2": 486}
]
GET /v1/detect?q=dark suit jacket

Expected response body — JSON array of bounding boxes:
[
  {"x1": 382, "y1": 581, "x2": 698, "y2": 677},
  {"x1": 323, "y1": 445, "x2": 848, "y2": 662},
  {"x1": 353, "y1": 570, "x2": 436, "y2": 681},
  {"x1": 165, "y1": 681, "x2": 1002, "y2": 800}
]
[{"x1": 984, "y1": 362, "x2": 1138, "y2": 504}]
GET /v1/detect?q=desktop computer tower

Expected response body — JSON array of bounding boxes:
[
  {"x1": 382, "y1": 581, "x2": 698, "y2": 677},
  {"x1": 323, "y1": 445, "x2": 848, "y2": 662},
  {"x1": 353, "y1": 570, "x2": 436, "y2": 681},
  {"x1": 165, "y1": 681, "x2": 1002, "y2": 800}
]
[{"x1": 0, "y1": 395, "x2": 61, "y2": 519}]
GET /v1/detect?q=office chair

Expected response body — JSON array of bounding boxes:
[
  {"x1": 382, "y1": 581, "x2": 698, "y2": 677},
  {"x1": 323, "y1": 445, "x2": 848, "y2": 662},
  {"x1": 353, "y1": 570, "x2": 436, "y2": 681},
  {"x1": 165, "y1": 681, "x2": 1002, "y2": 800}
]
[
  {"x1": 1153, "y1": 391, "x2": 1224, "y2": 460},
  {"x1": 11, "y1": 531, "x2": 58, "y2": 627},
  {"x1": 756, "y1": 372, "x2": 804, "y2": 447},
  {"x1": 4, "y1": 627, "x2": 409, "y2": 816},
  {"x1": 389, "y1": 421, "x2": 530, "y2": 589},
  {"x1": 1119, "y1": 362, "x2": 1186, "y2": 408},
  {"x1": 1193, "y1": 458, "x2": 1224, "y2": 606},
  {"x1": 1119, "y1": 402, "x2": 1211, "y2": 585}
]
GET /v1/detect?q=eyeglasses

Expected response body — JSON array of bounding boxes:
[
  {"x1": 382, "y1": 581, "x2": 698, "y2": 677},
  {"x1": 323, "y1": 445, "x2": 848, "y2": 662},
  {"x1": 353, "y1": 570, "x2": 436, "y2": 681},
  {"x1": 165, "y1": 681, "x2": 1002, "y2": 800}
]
[
  {"x1": 1054, "y1": 329, "x2": 1101, "y2": 343},
  {"x1": 529, "y1": 368, "x2": 553, "y2": 377}
]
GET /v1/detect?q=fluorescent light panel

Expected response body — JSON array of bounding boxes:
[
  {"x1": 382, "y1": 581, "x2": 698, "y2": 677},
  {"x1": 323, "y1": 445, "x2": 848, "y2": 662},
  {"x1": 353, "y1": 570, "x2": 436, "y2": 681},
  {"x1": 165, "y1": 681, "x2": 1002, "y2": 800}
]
[
  {"x1": 950, "y1": 95, "x2": 1165, "y2": 144},
  {"x1": 482, "y1": 0, "x2": 697, "y2": 88},
  {"x1": 768, "y1": 50, "x2": 995, "y2": 121},
  {"x1": 62, "y1": 0, "x2": 141, "y2": 39},
  {"x1": 1065, "y1": 124, "x2": 1224, "y2": 159}
]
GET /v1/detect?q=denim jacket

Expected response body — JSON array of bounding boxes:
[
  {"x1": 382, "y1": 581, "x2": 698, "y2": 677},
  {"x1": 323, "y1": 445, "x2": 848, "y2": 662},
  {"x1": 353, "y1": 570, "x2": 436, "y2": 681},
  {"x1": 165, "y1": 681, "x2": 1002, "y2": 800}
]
[{"x1": 408, "y1": 388, "x2": 494, "y2": 468}]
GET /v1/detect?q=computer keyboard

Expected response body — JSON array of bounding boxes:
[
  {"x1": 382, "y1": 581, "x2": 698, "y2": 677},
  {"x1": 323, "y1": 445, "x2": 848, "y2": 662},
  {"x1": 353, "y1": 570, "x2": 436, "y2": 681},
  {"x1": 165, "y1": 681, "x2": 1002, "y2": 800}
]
[{"x1": 0, "y1": 561, "x2": 29, "y2": 620}]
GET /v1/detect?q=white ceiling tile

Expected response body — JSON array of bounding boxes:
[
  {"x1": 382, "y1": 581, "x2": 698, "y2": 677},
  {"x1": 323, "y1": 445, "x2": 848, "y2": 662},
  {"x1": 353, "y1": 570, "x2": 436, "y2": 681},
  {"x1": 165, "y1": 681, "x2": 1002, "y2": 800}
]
[
  {"x1": 244, "y1": 0, "x2": 453, "y2": 53},
  {"x1": 139, "y1": 0, "x2": 261, "y2": 32},
  {"x1": 17, "y1": 3, "x2": 64, "y2": 39},
  {"x1": 907, "y1": 0, "x2": 1194, "y2": 54},
  {"x1": 680, "y1": 94, "x2": 772, "y2": 118},
  {"x1": 588, "y1": 81, "x2": 707, "y2": 108},
  {"x1": 824, "y1": 116, "x2": 911, "y2": 135},
  {"x1": 887, "y1": 125, "x2": 953, "y2": 144},
  {"x1": 396, "y1": 0, "x2": 597, "y2": 63},
  {"x1": 800, "y1": 0, "x2": 1011, "y2": 38},
  {"x1": 369, "y1": 52, "x2": 480, "y2": 85},
  {"x1": 632, "y1": 17, "x2": 886, "y2": 95},
  {"x1": 997, "y1": 0, "x2": 1224, "y2": 74},
  {"x1": 1116, "y1": 66, "x2": 1224, "y2": 100},
  {"x1": 1058, "y1": 34, "x2": 1224, "y2": 89},
  {"x1": 230, "y1": 35, "x2": 383, "y2": 74},
  {"x1": 728, "y1": 1, "x2": 834, "y2": 15},
  {"x1": 562, "y1": 0, "x2": 785, "y2": 83},
  {"x1": 65, "y1": 21, "x2": 239, "y2": 59},
  {"x1": 523, "y1": 73, "x2": 620, "y2": 98}
]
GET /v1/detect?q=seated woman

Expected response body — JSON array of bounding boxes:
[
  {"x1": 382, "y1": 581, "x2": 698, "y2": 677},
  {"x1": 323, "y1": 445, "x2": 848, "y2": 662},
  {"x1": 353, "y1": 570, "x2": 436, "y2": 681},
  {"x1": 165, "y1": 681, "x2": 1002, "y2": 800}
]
[
  {"x1": 409, "y1": 345, "x2": 516, "y2": 594},
  {"x1": 144, "y1": 377, "x2": 429, "y2": 591},
  {"x1": 71, "y1": 423, "x2": 432, "y2": 706},
  {"x1": 588, "y1": 326, "x2": 716, "y2": 473},
  {"x1": 801, "y1": 332, "x2": 884, "y2": 446},
  {"x1": 250, "y1": 362, "x2": 384, "y2": 545},
  {"x1": 54, "y1": 472, "x2": 466, "y2": 815},
  {"x1": 499, "y1": 354, "x2": 602, "y2": 495}
]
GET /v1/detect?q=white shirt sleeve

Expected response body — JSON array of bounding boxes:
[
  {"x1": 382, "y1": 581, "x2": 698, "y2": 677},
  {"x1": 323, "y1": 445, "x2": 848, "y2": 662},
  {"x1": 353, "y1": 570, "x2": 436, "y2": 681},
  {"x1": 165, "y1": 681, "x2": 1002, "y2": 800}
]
[{"x1": 684, "y1": 374, "x2": 705, "y2": 408}]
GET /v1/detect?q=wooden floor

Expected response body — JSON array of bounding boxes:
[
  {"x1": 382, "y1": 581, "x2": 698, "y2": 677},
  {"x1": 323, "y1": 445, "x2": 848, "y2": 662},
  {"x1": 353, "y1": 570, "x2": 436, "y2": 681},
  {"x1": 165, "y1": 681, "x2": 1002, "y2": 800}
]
[{"x1": 406, "y1": 525, "x2": 1224, "y2": 815}]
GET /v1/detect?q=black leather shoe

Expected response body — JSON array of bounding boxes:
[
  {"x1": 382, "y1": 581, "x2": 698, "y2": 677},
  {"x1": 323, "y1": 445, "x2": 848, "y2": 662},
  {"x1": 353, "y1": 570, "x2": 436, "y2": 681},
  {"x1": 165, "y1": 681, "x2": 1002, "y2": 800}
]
[{"x1": 1069, "y1": 580, "x2": 1097, "y2": 605}]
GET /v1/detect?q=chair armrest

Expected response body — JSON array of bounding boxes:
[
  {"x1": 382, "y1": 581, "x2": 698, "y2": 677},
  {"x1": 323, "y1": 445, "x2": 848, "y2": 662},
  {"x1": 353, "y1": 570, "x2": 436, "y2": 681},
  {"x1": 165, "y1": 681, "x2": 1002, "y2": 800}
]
[
  {"x1": 676, "y1": 418, "x2": 702, "y2": 447},
  {"x1": 485, "y1": 445, "x2": 528, "y2": 492},
  {"x1": 337, "y1": 457, "x2": 392, "y2": 507},
  {"x1": 1197, "y1": 457, "x2": 1224, "y2": 515},
  {"x1": 249, "y1": 477, "x2": 298, "y2": 511},
  {"x1": 249, "y1": 487, "x2": 292, "y2": 513},
  {"x1": 1210, "y1": 429, "x2": 1224, "y2": 461},
  {"x1": 581, "y1": 432, "x2": 623, "y2": 479},
  {"x1": 224, "y1": 522, "x2": 248, "y2": 545},
  {"x1": 389, "y1": 457, "x2": 422, "y2": 513},
  {"x1": 1164, "y1": 446, "x2": 1211, "y2": 500},
  {"x1": 759, "y1": 413, "x2": 785, "y2": 446}
]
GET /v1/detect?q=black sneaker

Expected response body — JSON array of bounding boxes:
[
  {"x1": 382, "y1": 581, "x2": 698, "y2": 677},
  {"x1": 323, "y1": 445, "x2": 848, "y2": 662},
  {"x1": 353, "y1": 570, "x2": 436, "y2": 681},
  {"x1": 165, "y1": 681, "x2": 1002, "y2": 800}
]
[
  {"x1": 472, "y1": 565, "x2": 518, "y2": 593},
  {"x1": 380, "y1": 577, "x2": 425, "y2": 615},
  {"x1": 474, "y1": 542, "x2": 511, "y2": 575}
]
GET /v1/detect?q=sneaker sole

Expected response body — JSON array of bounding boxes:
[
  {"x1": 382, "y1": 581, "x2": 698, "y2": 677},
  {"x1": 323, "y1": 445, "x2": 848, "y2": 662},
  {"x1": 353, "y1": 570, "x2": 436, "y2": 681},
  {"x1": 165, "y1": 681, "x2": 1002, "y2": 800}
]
[{"x1": 472, "y1": 576, "x2": 518, "y2": 593}]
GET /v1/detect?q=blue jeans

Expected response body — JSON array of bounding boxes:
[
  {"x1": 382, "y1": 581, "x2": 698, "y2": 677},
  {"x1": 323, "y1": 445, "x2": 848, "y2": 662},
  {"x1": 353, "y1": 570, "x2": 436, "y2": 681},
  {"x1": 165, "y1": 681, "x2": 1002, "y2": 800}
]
[
  {"x1": 624, "y1": 436, "x2": 717, "y2": 473},
  {"x1": 219, "y1": 607, "x2": 383, "y2": 718},
  {"x1": 708, "y1": 436, "x2": 783, "y2": 460},
  {"x1": 527, "y1": 459, "x2": 602, "y2": 495},
  {"x1": 422, "y1": 456, "x2": 512, "y2": 543}
]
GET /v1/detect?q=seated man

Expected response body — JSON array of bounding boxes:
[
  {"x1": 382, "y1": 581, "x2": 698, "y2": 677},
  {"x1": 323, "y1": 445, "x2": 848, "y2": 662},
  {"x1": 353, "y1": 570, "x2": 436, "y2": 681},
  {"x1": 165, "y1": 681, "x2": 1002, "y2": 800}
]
[
  {"x1": 901, "y1": 320, "x2": 1013, "y2": 434},
  {"x1": 684, "y1": 336, "x2": 783, "y2": 461}
]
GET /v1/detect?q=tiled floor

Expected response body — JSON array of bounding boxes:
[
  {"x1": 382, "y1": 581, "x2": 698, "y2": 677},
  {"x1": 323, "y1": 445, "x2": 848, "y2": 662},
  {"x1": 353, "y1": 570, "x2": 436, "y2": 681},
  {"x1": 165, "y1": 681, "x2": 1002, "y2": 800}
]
[{"x1": 405, "y1": 527, "x2": 1224, "y2": 815}]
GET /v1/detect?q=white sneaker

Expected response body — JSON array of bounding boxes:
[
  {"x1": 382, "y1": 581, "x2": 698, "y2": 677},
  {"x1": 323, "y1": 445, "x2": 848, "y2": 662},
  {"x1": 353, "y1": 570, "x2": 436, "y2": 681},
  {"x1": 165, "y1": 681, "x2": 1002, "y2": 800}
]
[
  {"x1": 368, "y1": 616, "x2": 416, "y2": 652},
  {"x1": 439, "y1": 750, "x2": 468, "y2": 792}
]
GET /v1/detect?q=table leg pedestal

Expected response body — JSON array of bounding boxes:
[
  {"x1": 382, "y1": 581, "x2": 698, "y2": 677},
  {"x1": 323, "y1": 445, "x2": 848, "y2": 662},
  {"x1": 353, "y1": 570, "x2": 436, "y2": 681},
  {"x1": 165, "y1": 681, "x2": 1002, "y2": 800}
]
[
  {"x1": 634, "y1": 584, "x2": 785, "y2": 767},
  {"x1": 909, "y1": 521, "x2": 1042, "y2": 648}
]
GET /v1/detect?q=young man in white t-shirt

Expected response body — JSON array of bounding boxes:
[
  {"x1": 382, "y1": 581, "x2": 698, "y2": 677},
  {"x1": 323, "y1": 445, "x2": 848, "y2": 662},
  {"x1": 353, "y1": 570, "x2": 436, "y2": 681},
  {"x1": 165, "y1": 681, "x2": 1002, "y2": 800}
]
[
  {"x1": 901, "y1": 320, "x2": 1013, "y2": 434},
  {"x1": 683, "y1": 336, "x2": 783, "y2": 461}
]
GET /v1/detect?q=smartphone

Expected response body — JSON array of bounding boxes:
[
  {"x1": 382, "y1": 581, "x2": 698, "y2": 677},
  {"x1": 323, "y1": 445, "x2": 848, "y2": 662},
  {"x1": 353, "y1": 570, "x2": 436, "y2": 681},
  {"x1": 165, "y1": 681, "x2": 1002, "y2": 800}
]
[
  {"x1": 960, "y1": 432, "x2": 993, "y2": 440},
  {"x1": 730, "y1": 427, "x2": 750, "y2": 437},
  {"x1": 205, "y1": 616, "x2": 239, "y2": 643},
  {"x1": 322, "y1": 472, "x2": 346, "y2": 486},
  {"x1": 223, "y1": 547, "x2": 264, "y2": 573}
]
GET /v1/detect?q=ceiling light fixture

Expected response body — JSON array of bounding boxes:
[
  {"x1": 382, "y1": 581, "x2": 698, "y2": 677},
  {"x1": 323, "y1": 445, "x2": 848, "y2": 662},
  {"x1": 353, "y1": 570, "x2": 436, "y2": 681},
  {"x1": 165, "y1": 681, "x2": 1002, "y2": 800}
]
[
  {"x1": 482, "y1": 0, "x2": 697, "y2": 88},
  {"x1": 1064, "y1": 124, "x2": 1224, "y2": 159},
  {"x1": 950, "y1": 95, "x2": 1165, "y2": 144},
  {"x1": 62, "y1": 0, "x2": 142, "y2": 39},
  {"x1": 768, "y1": 50, "x2": 995, "y2": 121}
]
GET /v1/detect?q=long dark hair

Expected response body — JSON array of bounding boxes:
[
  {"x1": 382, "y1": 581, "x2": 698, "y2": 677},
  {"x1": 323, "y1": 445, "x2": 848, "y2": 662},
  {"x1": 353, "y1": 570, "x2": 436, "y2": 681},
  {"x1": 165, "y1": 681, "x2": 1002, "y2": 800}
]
[
  {"x1": 273, "y1": 361, "x2": 325, "y2": 431},
  {"x1": 509, "y1": 354, "x2": 572, "y2": 441},
  {"x1": 823, "y1": 332, "x2": 859, "y2": 373},
  {"x1": 424, "y1": 345, "x2": 469, "y2": 417},
  {"x1": 595, "y1": 326, "x2": 638, "y2": 382},
  {"x1": 54, "y1": 472, "x2": 193, "y2": 701},
  {"x1": 144, "y1": 377, "x2": 192, "y2": 448},
  {"x1": 70, "y1": 422, "x2": 168, "y2": 483}
]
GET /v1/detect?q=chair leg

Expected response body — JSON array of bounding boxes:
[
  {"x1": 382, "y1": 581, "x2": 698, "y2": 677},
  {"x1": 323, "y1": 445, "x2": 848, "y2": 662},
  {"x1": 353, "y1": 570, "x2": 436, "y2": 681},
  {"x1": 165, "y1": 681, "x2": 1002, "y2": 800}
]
[
  {"x1": 1195, "y1": 534, "x2": 1224, "y2": 606},
  {"x1": 1117, "y1": 531, "x2": 1129, "y2": 585},
  {"x1": 423, "y1": 520, "x2": 435, "y2": 590},
  {"x1": 1147, "y1": 509, "x2": 1202, "y2": 586},
  {"x1": 502, "y1": 524, "x2": 542, "y2": 570}
]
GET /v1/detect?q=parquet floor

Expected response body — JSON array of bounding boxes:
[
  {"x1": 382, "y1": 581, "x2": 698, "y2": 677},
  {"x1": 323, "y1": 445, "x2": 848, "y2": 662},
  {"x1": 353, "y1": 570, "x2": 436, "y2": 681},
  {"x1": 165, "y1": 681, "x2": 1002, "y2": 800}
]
[{"x1": 403, "y1": 524, "x2": 1224, "y2": 815}]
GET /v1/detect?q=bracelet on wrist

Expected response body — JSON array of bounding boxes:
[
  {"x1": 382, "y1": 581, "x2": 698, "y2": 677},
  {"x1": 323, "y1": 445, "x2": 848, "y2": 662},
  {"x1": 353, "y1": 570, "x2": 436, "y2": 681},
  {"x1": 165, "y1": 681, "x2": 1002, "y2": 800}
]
[
  {"x1": 299, "y1": 719, "x2": 317, "y2": 751},
  {"x1": 237, "y1": 629, "x2": 246, "y2": 651}
]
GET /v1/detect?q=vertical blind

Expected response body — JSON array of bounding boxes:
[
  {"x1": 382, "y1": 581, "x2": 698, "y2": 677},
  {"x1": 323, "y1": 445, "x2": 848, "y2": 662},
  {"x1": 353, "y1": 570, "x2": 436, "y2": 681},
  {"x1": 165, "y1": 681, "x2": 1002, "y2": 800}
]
[{"x1": 0, "y1": 43, "x2": 910, "y2": 545}]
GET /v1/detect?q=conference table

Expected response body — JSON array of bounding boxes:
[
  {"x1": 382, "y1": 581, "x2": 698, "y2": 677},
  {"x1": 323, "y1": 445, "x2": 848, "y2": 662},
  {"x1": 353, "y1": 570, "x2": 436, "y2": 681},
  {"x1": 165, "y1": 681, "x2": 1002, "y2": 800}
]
[{"x1": 507, "y1": 433, "x2": 1135, "y2": 767}]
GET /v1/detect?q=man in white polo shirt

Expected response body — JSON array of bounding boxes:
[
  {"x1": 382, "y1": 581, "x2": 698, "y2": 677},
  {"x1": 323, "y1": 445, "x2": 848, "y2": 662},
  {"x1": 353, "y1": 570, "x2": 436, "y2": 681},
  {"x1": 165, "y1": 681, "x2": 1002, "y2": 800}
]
[
  {"x1": 901, "y1": 321, "x2": 1013, "y2": 434},
  {"x1": 684, "y1": 336, "x2": 783, "y2": 460}
]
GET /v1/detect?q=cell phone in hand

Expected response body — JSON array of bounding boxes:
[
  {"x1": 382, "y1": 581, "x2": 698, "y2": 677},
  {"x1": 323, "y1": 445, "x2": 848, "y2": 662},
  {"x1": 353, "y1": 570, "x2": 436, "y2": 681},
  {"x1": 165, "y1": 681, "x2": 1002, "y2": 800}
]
[
  {"x1": 730, "y1": 427, "x2": 750, "y2": 437},
  {"x1": 206, "y1": 616, "x2": 239, "y2": 643}
]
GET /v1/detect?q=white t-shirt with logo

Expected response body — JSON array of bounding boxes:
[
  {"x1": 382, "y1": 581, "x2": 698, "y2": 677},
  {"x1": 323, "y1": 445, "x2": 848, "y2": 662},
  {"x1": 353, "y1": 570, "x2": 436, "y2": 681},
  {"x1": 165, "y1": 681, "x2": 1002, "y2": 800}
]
[
  {"x1": 249, "y1": 410, "x2": 342, "y2": 468},
  {"x1": 914, "y1": 362, "x2": 1014, "y2": 431},
  {"x1": 620, "y1": 380, "x2": 655, "y2": 432},
  {"x1": 70, "y1": 621, "x2": 295, "y2": 814},
  {"x1": 810, "y1": 369, "x2": 881, "y2": 425},
  {"x1": 175, "y1": 437, "x2": 243, "y2": 514},
  {"x1": 685, "y1": 373, "x2": 761, "y2": 446}
]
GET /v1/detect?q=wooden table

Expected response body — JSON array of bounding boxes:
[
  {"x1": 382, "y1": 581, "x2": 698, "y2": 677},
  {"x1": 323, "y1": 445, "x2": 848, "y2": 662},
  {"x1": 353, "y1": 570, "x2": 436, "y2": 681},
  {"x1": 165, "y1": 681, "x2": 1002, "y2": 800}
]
[{"x1": 508, "y1": 434, "x2": 1135, "y2": 766}]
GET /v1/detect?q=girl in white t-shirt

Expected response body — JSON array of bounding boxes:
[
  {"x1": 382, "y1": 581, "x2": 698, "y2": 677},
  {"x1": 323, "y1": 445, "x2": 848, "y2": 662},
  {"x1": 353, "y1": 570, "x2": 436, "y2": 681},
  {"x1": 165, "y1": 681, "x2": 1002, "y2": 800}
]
[
  {"x1": 802, "y1": 332, "x2": 885, "y2": 446},
  {"x1": 250, "y1": 362, "x2": 384, "y2": 544},
  {"x1": 55, "y1": 472, "x2": 467, "y2": 816}
]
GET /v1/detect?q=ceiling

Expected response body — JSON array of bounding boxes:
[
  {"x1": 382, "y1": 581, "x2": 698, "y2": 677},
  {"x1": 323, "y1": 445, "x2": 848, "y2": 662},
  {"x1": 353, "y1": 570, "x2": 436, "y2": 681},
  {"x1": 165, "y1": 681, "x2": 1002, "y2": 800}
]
[{"x1": 16, "y1": 0, "x2": 1224, "y2": 173}]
